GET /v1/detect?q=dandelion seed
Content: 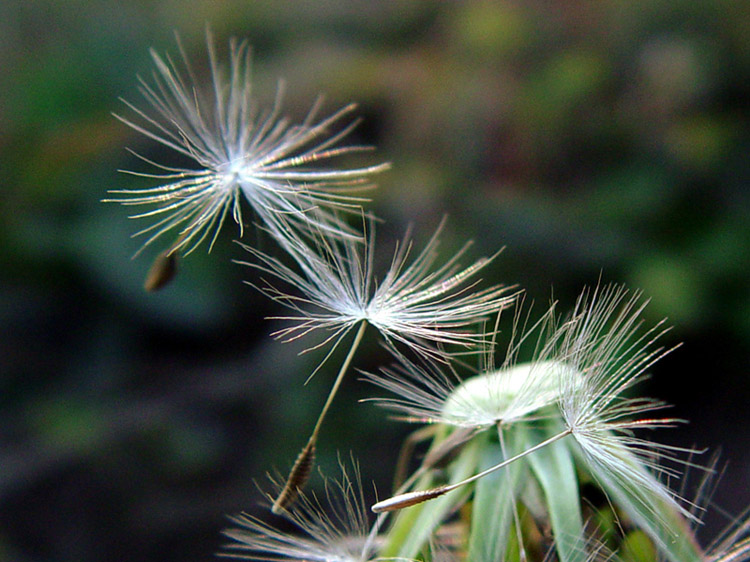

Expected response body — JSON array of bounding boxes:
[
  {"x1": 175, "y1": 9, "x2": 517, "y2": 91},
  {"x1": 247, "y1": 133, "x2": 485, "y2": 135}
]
[
  {"x1": 222, "y1": 459, "x2": 383, "y2": 562},
  {"x1": 555, "y1": 285, "x2": 701, "y2": 530},
  {"x1": 142, "y1": 245, "x2": 179, "y2": 291},
  {"x1": 238, "y1": 217, "x2": 517, "y2": 361},
  {"x1": 240, "y1": 217, "x2": 516, "y2": 511},
  {"x1": 105, "y1": 30, "x2": 388, "y2": 256}
]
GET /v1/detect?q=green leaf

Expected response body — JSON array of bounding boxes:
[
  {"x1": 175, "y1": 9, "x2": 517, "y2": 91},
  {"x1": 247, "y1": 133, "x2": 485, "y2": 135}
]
[
  {"x1": 381, "y1": 429, "x2": 483, "y2": 560},
  {"x1": 525, "y1": 425, "x2": 586, "y2": 562},
  {"x1": 468, "y1": 425, "x2": 528, "y2": 562},
  {"x1": 621, "y1": 530, "x2": 658, "y2": 562}
]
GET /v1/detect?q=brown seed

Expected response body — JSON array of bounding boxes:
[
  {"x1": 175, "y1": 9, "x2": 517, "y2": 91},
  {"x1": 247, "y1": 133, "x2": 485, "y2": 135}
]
[
  {"x1": 144, "y1": 250, "x2": 178, "y2": 292},
  {"x1": 271, "y1": 440, "x2": 316, "y2": 514},
  {"x1": 371, "y1": 486, "x2": 449, "y2": 513}
]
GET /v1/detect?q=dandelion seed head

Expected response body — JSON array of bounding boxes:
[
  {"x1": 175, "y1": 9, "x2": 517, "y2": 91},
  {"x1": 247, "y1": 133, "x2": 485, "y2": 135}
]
[
  {"x1": 241, "y1": 217, "x2": 517, "y2": 361},
  {"x1": 535, "y1": 283, "x2": 710, "y2": 553},
  {"x1": 553, "y1": 286, "x2": 682, "y2": 463},
  {"x1": 367, "y1": 284, "x2": 703, "y2": 528},
  {"x1": 106, "y1": 31, "x2": 388, "y2": 256},
  {"x1": 441, "y1": 360, "x2": 580, "y2": 428}
]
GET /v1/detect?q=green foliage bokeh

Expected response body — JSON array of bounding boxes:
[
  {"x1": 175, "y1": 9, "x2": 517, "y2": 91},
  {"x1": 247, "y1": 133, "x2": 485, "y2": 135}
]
[{"x1": 0, "y1": 2, "x2": 747, "y2": 561}]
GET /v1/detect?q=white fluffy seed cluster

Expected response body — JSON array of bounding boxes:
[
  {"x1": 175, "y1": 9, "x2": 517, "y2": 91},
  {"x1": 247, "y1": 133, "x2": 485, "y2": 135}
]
[{"x1": 108, "y1": 32, "x2": 749, "y2": 562}]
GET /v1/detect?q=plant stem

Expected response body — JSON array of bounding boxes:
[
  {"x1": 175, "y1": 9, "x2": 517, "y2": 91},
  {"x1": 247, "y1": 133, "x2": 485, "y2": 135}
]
[
  {"x1": 310, "y1": 320, "x2": 367, "y2": 441},
  {"x1": 272, "y1": 321, "x2": 367, "y2": 513}
]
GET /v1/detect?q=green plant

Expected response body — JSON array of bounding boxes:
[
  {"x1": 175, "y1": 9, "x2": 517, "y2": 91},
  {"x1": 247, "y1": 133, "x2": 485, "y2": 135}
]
[{"x1": 109, "y1": 33, "x2": 750, "y2": 562}]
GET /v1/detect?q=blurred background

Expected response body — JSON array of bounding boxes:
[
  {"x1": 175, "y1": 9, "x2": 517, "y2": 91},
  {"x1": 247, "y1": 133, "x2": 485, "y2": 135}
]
[{"x1": 1, "y1": 1, "x2": 748, "y2": 561}]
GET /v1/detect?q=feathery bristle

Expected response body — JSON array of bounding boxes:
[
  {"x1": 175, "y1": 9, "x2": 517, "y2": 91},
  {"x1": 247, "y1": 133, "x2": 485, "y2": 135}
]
[
  {"x1": 238, "y1": 217, "x2": 517, "y2": 361},
  {"x1": 107, "y1": 31, "x2": 387, "y2": 257}
]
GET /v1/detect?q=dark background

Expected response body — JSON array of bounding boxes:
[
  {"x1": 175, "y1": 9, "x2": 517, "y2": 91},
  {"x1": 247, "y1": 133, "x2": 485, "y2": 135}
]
[{"x1": 1, "y1": 2, "x2": 748, "y2": 561}]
